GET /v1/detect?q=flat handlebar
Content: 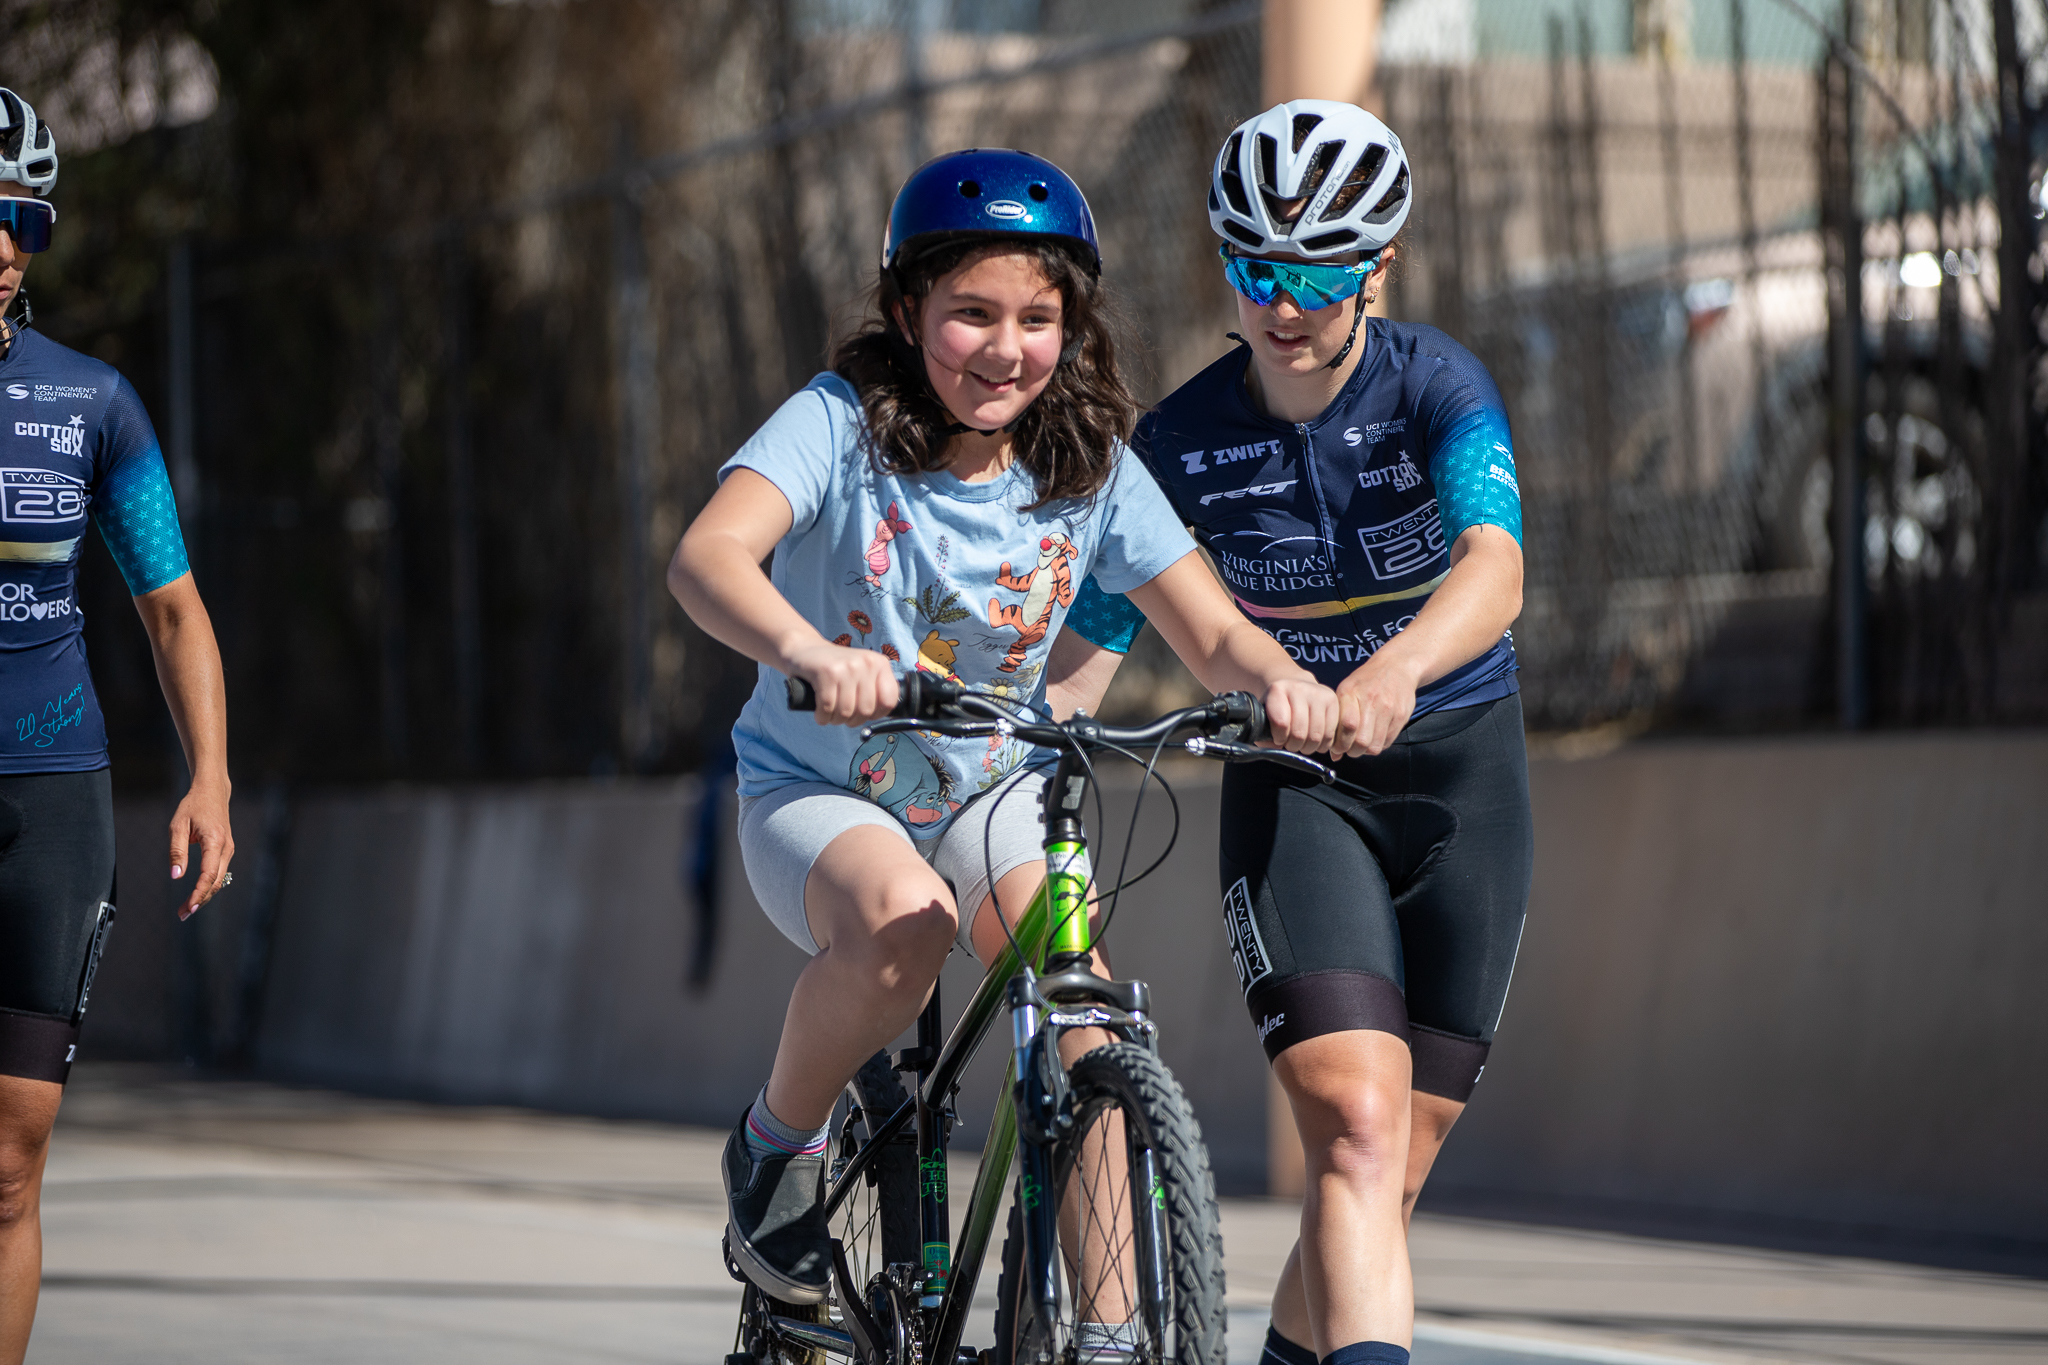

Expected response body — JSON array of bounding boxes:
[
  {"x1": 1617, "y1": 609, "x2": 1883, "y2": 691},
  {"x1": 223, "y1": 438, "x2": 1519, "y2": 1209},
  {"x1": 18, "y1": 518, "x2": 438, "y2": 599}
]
[{"x1": 783, "y1": 669, "x2": 1334, "y2": 783}]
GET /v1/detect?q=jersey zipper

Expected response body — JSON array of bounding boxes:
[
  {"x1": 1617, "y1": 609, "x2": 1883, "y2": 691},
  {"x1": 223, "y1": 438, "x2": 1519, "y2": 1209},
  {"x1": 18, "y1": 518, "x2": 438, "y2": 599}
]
[{"x1": 1294, "y1": 422, "x2": 1341, "y2": 580}]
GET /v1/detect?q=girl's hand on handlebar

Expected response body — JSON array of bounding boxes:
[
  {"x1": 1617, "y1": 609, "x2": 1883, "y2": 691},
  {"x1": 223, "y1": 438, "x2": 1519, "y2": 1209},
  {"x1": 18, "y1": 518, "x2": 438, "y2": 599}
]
[
  {"x1": 786, "y1": 642, "x2": 900, "y2": 726},
  {"x1": 1261, "y1": 678, "x2": 1342, "y2": 755}
]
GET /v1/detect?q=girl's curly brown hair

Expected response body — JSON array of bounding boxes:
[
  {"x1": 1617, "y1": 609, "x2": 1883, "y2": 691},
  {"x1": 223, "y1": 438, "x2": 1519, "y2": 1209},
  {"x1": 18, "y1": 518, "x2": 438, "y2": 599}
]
[{"x1": 832, "y1": 238, "x2": 1137, "y2": 511}]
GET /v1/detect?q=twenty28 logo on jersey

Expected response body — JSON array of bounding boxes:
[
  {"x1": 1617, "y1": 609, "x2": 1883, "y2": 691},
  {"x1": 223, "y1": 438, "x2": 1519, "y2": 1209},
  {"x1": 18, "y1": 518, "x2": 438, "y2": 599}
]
[{"x1": 0, "y1": 468, "x2": 88, "y2": 524}]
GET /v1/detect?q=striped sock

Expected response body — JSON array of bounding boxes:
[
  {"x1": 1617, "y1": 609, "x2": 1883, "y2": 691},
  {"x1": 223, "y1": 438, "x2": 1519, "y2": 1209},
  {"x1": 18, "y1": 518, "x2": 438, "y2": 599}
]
[{"x1": 742, "y1": 1087, "x2": 830, "y2": 1163}]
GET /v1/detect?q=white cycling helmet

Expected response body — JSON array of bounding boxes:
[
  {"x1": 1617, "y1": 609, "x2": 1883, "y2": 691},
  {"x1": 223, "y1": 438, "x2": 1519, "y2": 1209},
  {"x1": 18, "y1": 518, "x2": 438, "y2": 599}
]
[
  {"x1": 1209, "y1": 100, "x2": 1408, "y2": 258},
  {"x1": 0, "y1": 89, "x2": 58, "y2": 197}
]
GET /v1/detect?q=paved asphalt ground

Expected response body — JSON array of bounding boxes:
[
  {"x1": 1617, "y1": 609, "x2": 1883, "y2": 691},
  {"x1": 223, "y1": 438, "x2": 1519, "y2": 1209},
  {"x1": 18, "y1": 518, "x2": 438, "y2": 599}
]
[{"x1": 25, "y1": 1067, "x2": 2043, "y2": 1365}]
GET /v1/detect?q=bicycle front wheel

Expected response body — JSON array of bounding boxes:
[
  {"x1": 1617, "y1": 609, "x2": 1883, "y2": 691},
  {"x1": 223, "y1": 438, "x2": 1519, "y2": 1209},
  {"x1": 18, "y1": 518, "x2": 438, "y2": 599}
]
[{"x1": 991, "y1": 1042, "x2": 1225, "y2": 1365}]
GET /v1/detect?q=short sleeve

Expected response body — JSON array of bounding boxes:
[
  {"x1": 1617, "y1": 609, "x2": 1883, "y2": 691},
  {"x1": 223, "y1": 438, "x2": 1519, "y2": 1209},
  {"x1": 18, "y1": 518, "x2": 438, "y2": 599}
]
[
  {"x1": 92, "y1": 378, "x2": 191, "y2": 596},
  {"x1": 718, "y1": 374, "x2": 859, "y2": 536},
  {"x1": 1417, "y1": 347, "x2": 1522, "y2": 546},
  {"x1": 1084, "y1": 446, "x2": 1196, "y2": 594},
  {"x1": 1066, "y1": 575, "x2": 1148, "y2": 654}
]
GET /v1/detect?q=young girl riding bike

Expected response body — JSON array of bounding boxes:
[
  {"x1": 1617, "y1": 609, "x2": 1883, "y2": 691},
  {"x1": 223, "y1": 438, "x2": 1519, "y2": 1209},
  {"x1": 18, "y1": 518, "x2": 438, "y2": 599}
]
[
  {"x1": 666, "y1": 148, "x2": 1337, "y2": 1306},
  {"x1": 1058, "y1": 102, "x2": 1536, "y2": 1365}
]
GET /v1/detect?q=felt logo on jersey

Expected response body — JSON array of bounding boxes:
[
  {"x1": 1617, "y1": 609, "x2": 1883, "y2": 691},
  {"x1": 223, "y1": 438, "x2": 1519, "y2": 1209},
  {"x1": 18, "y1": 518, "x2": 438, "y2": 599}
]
[
  {"x1": 30, "y1": 384, "x2": 96, "y2": 403},
  {"x1": 1200, "y1": 478, "x2": 1297, "y2": 507},
  {"x1": 4, "y1": 385, "x2": 26, "y2": 401},
  {"x1": 1357, "y1": 500, "x2": 1446, "y2": 580},
  {"x1": 12, "y1": 415, "x2": 85, "y2": 460},
  {"x1": 1223, "y1": 877, "x2": 1273, "y2": 993},
  {"x1": 1, "y1": 467, "x2": 87, "y2": 522},
  {"x1": 1358, "y1": 451, "x2": 1423, "y2": 493},
  {"x1": 983, "y1": 199, "x2": 1028, "y2": 221}
]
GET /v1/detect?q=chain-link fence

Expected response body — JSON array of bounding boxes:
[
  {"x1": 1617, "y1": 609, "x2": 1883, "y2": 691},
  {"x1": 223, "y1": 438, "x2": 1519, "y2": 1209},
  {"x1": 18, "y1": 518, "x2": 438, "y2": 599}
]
[{"x1": 31, "y1": 0, "x2": 2048, "y2": 786}]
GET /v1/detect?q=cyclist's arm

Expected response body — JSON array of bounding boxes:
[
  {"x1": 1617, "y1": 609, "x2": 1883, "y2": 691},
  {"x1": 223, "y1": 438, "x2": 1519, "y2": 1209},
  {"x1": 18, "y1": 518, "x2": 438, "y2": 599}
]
[
  {"x1": 1336, "y1": 367, "x2": 1525, "y2": 756},
  {"x1": 93, "y1": 377, "x2": 232, "y2": 917},
  {"x1": 1045, "y1": 629, "x2": 1123, "y2": 719},
  {"x1": 1335, "y1": 525, "x2": 1522, "y2": 756},
  {"x1": 1124, "y1": 552, "x2": 1338, "y2": 754},
  {"x1": 133, "y1": 576, "x2": 234, "y2": 918},
  {"x1": 667, "y1": 467, "x2": 897, "y2": 725}
]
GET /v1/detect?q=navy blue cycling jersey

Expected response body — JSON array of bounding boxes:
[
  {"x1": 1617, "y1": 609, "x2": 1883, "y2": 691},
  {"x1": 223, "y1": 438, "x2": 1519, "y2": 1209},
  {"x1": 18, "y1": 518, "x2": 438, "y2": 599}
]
[
  {"x1": 0, "y1": 329, "x2": 191, "y2": 772},
  {"x1": 1068, "y1": 320, "x2": 1522, "y2": 715}
]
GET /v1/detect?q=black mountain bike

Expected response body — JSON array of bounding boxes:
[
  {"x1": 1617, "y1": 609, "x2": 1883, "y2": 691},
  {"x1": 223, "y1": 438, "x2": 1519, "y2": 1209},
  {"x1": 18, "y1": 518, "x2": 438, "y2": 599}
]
[{"x1": 726, "y1": 672, "x2": 1334, "y2": 1365}]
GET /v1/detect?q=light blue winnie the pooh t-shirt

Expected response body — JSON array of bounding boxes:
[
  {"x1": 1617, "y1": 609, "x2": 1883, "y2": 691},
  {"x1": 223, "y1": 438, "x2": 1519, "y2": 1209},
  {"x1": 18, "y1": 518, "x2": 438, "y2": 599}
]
[{"x1": 722, "y1": 372, "x2": 1194, "y2": 839}]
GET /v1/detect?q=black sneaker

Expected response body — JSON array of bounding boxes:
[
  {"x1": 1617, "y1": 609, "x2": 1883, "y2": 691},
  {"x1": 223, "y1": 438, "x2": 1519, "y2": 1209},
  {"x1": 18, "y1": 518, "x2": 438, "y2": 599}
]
[{"x1": 722, "y1": 1110, "x2": 832, "y2": 1305}]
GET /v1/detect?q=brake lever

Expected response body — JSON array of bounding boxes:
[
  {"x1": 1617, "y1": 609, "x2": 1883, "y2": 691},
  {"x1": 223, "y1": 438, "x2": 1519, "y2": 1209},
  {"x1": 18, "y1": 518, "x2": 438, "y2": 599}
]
[{"x1": 1182, "y1": 736, "x2": 1337, "y2": 785}]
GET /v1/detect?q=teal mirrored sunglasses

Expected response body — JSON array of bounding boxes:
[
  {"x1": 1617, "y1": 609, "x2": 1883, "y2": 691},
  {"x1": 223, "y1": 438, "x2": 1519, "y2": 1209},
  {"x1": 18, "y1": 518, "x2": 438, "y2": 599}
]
[{"x1": 1219, "y1": 242, "x2": 1378, "y2": 310}]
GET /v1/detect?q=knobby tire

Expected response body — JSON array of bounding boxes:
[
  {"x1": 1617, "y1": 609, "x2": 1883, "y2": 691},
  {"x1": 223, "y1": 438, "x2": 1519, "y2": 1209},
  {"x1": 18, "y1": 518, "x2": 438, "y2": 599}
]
[{"x1": 990, "y1": 1042, "x2": 1226, "y2": 1365}]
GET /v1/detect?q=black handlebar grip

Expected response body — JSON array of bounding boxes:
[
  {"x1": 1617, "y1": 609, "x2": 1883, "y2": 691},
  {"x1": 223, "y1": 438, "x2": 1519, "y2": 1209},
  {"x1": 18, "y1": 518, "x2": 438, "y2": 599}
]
[{"x1": 786, "y1": 675, "x2": 817, "y2": 711}]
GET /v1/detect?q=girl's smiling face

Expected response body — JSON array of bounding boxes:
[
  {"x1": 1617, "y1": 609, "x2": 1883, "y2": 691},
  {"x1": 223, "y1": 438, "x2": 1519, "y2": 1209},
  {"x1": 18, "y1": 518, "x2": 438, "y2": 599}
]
[{"x1": 910, "y1": 249, "x2": 1065, "y2": 433}]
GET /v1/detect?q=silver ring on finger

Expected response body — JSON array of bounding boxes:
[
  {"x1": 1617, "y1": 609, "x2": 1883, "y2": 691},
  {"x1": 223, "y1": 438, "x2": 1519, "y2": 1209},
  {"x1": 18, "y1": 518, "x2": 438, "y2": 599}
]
[{"x1": 221, "y1": 871, "x2": 234, "y2": 887}]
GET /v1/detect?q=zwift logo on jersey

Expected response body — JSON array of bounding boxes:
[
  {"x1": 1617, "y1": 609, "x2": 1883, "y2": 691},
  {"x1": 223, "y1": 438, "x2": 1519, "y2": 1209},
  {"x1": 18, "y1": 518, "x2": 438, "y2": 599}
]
[
  {"x1": 13, "y1": 415, "x2": 86, "y2": 460},
  {"x1": 0, "y1": 467, "x2": 88, "y2": 523},
  {"x1": 1176, "y1": 438, "x2": 1285, "y2": 475},
  {"x1": 1356, "y1": 500, "x2": 1447, "y2": 581}
]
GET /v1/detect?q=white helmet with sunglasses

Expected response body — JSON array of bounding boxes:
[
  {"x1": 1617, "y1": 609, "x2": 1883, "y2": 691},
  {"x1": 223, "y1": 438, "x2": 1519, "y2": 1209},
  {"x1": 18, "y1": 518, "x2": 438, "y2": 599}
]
[{"x1": 1209, "y1": 101, "x2": 1410, "y2": 370}]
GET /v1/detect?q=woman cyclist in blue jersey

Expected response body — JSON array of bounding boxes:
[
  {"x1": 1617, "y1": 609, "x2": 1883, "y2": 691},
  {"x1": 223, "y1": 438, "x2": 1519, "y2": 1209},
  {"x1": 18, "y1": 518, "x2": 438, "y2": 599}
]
[
  {"x1": 0, "y1": 89, "x2": 234, "y2": 1363},
  {"x1": 1049, "y1": 102, "x2": 1533, "y2": 1365},
  {"x1": 667, "y1": 148, "x2": 1337, "y2": 1307}
]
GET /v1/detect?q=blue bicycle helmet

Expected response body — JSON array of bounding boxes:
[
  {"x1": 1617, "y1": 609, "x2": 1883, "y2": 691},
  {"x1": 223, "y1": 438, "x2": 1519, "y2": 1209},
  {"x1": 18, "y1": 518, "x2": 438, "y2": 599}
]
[{"x1": 882, "y1": 149, "x2": 1100, "y2": 280}]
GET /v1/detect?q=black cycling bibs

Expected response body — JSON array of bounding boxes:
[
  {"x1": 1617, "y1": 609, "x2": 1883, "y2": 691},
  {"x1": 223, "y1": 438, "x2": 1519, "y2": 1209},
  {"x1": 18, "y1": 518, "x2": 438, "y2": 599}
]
[
  {"x1": 0, "y1": 328, "x2": 191, "y2": 773},
  {"x1": 1067, "y1": 319, "x2": 1521, "y2": 718}
]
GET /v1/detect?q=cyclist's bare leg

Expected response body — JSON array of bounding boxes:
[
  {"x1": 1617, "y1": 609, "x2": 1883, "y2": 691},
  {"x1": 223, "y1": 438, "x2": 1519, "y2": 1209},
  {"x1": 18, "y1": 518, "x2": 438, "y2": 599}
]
[
  {"x1": 970, "y1": 866, "x2": 1133, "y2": 1329},
  {"x1": 1267, "y1": 1030, "x2": 1418, "y2": 1354},
  {"x1": 762, "y1": 826, "x2": 959, "y2": 1130},
  {"x1": 1268, "y1": 1088, "x2": 1465, "y2": 1348},
  {"x1": 0, "y1": 1074, "x2": 61, "y2": 1365}
]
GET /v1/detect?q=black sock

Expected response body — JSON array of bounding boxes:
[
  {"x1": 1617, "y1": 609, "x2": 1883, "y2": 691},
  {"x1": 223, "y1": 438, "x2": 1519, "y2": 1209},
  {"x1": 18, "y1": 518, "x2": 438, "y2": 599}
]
[
  {"x1": 1260, "y1": 1325, "x2": 1318, "y2": 1365},
  {"x1": 1322, "y1": 1343, "x2": 1410, "y2": 1365}
]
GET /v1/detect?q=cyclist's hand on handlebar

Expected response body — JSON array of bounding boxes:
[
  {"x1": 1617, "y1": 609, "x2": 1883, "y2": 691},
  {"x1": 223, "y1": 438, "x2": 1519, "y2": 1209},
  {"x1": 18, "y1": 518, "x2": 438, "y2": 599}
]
[
  {"x1": 1260, "y1": 677, "x2": 1342, "y2": 755},
  {"x1": 1335, "y1": 653, "x2": 1420, "y2": 757},
  {"x1": 785, "y1": 641, "x2": 900, "y2": 726}
]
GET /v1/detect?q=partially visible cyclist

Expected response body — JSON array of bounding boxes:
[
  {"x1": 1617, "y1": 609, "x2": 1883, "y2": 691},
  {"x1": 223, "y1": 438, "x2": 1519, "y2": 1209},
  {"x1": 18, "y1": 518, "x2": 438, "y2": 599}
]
[
  {"x1": 1051, "y1": 101, "x2": 1533, "y2": 1365},
  {"x1": 666, "y1": 148, "x2": 1337, "y2": 1309},
  {"x1": 0, "y1": 88, "x2": 234, "y2": 1364}
]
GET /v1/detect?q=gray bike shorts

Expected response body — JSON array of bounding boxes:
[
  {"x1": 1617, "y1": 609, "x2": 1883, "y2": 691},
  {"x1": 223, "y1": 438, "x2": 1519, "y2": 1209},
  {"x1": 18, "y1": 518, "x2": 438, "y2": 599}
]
[{"x1": 737, "y1": 767, "x2": 1049, "y2": 958}]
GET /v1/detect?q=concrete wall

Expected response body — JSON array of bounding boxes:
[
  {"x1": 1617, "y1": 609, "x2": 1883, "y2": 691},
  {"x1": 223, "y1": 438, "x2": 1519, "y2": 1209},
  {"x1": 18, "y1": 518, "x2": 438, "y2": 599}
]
[
  {"x1": 81, "y1": 732, "x2": 2048, "y2": 1246},
  {"x1": 1427, "y1": 732, "x2": 2048, "y2": 1254}
]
